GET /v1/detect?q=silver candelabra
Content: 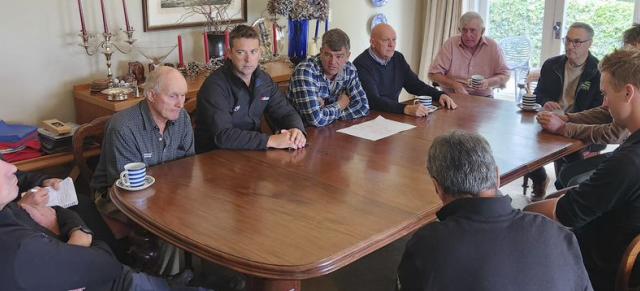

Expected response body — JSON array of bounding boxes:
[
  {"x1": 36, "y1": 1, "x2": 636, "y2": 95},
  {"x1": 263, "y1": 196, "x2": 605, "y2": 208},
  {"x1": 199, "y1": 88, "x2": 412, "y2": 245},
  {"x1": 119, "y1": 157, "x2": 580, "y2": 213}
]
[{"x1": 79, "y1": 28, "x2": 136, "y2": 80}]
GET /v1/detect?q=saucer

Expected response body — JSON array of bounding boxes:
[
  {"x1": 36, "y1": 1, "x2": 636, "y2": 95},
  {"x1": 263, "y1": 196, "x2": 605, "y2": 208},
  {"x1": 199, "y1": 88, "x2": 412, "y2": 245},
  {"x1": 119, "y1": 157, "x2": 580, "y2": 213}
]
[
  {"x1": 517, "y1": 103, "x2": 542, "y2": 112},
  {"x1": 116, "y1": 175, "x2": 155, "y2": 191}
]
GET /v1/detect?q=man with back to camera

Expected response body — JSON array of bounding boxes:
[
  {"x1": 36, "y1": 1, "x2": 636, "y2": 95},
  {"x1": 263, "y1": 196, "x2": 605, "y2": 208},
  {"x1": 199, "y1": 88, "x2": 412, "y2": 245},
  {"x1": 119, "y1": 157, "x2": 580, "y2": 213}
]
[
  {"x1": 396, "y1": 130, "x2": 592, "y2": 291},
  {"x1": 288, "y1": 28, "x2": 370, "y2": 127},
  {"x1": 195, "y1": 24, "x2": 306, "y2": 152},
  {"x1": 354, "y1": 23, "x2": 457, "y2": 117}
]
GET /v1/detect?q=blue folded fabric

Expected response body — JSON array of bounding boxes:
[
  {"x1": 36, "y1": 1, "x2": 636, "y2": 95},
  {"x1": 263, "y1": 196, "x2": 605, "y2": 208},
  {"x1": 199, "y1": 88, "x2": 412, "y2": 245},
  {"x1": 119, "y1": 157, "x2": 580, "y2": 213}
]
[{"x1": 0, "y1": 120, "x2": 37, "y2": 143}]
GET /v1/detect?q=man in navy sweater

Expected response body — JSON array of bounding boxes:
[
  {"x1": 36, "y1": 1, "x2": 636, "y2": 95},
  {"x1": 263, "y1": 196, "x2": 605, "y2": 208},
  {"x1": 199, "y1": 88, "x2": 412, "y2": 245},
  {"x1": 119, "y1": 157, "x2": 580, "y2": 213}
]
[{"x1": 354, "y1": 24, "x2": 457, "y2": 117}]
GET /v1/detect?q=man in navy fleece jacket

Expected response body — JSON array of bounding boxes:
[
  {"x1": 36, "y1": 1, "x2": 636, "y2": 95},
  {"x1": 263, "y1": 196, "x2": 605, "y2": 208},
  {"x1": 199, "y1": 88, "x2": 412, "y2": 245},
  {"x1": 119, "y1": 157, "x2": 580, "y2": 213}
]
[{"x1": 354, "y1": 24, "x2": 457, "y2": 117}]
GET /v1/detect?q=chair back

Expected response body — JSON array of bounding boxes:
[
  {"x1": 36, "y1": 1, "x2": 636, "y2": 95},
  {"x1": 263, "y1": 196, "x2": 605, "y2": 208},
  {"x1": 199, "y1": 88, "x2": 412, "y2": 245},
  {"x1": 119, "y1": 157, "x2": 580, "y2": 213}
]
[
  {"x1": 500, "y1": 36, "x2": 531, "y2": 71},
  {"x1": 616, "y1": 233, "x2": 640, "y2": 291},
  {"x1": 71, "y1": 115, "x2": 111, "y2": 194},
  {"x1": 500, "y1": 36, "x2": 532, "y2": 101}
]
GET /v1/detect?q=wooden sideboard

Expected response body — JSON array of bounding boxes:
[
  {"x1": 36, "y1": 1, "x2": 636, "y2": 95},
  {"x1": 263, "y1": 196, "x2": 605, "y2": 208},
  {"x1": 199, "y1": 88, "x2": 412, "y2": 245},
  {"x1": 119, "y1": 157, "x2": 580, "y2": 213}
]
[{"x1": 73, "y1": 61, "x2": 294, "y2": 124}]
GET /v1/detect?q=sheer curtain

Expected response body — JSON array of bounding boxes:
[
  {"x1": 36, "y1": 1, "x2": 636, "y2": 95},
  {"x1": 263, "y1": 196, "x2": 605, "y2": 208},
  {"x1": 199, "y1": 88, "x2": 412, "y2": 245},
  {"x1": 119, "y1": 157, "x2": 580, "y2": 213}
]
[{"x1": 418, "y1": 0, "x2": 464, "y2": 81}]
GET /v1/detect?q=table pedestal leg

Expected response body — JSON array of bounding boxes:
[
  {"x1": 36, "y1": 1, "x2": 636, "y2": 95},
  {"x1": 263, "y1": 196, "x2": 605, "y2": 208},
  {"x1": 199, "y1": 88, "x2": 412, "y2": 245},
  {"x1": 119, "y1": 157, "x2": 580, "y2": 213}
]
[{"x1": 246, "y1": 277, "x2": 301, "y2": 291}]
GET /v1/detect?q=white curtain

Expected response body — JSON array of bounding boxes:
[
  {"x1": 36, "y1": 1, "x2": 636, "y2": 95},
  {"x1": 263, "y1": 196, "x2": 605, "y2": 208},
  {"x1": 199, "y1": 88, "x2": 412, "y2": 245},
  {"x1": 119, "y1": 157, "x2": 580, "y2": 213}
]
[{"x1": 418, "y1": 0, "x2": 464, "y2": 81}]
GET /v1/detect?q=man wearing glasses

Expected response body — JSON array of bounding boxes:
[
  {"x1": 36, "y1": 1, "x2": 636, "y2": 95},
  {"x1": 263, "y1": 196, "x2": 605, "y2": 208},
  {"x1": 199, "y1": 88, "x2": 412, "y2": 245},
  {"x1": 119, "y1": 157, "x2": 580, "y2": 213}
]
[{"x1": 527, "y1": 22, "x2": 604, "y2": 201}]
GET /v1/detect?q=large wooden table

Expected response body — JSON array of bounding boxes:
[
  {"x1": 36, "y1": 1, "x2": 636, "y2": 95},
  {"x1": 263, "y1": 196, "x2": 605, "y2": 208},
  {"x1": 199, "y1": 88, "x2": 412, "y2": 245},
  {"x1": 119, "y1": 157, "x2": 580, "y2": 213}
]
[{"x1": 111, "y1": 95, "x2": 583, "y2": 291}]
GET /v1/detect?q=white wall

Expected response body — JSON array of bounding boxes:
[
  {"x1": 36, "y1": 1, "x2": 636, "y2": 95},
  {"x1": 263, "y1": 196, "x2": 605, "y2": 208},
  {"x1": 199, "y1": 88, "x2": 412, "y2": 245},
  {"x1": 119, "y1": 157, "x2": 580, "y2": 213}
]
[{"x1": 0, "y1": 0, "x2": 424, "y2": 125}]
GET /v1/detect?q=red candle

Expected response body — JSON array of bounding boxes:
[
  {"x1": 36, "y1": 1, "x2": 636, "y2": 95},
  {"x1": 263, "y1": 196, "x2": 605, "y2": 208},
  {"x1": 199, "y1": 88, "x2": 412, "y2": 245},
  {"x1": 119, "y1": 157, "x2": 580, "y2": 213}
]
[
  {"x1": 204, "y1": 32, "x2": 210, "y2": 64},
  {"x1": 224, "y1": 30, "x2": 230, "y2": 59},
  {"x1": 272, "y1": 23, "x2": 278, "y2": 56},
  {"x1": 122, "y1": 0, "x2": 130, "y2": 30},
  {"x1": 178, "y1": 35, "x2": 184, "y2": 67},
  {"x1": 99, "y1": 0, "x2": 109, "y2": 34},
  {"x1": 77, "y1": 0, "x2": 87, "y2": 36}
]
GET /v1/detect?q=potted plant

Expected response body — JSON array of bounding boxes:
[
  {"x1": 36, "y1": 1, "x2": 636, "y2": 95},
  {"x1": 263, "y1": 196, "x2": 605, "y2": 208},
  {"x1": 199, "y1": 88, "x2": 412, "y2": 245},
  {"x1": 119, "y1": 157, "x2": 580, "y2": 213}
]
[{"x1": 179, "y1": 0, "x2": 236, "y2": 60}]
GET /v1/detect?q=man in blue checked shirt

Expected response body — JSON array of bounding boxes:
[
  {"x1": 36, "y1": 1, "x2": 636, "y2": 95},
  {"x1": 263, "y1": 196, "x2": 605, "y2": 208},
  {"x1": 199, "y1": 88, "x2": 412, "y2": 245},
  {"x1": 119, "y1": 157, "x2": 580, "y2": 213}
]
[{"x1": 288, "y1": 28, "x2": 370, "y2": 127}]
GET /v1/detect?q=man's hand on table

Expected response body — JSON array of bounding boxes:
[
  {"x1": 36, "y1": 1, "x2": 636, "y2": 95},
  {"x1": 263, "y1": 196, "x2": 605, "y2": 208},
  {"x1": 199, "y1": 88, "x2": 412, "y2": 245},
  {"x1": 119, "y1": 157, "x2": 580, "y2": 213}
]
[
  {"x1": 543, "y1": 101, "x2": 563, "y2": 111},
  {"x1": 536, "y1": 111, "x2": 568, "y2": 134},
  {"x1": 268, "y1": 128, "x2": 306, "y2": 150},
  {"x1": 438, "y1": 94, "x2": 458, "y2": 109},
  {"x1": 404, "y1": 104, "x2": 430, "y2": 117},
  {"x1": 452, "y1": 83, "x2": 469, "y2": 95}
]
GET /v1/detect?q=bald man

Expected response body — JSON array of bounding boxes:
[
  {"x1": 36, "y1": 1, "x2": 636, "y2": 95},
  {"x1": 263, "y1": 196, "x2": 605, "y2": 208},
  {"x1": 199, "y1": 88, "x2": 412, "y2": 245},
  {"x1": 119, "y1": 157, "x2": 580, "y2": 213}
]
[
  {"x1": 91, "y1": 66, "x2": 194, "y2": 276},
  {"x1": 354, "y1": 24, "x2": 456, "y2": 117}
]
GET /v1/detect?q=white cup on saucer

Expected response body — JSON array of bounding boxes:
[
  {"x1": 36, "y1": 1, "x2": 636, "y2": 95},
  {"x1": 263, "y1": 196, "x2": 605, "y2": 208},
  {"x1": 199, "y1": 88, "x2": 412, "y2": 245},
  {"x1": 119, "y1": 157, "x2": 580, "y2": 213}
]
[{"x1": 120, "y1": 162, "x2": 147, "y2": 188}]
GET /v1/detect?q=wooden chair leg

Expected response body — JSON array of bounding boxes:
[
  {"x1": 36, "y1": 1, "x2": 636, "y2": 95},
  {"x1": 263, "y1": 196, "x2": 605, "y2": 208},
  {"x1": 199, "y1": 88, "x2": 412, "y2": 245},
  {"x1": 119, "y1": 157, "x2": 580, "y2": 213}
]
[{"x1": 522, "y1": 174, "x2": 530, "y2": 196}]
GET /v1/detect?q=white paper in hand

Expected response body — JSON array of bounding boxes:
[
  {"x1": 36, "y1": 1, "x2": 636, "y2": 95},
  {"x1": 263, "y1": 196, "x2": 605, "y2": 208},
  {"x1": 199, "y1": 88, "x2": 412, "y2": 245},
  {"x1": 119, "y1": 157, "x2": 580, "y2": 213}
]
[{"x1": 46, "y1": 177, "x2": 78, "y2": 208}]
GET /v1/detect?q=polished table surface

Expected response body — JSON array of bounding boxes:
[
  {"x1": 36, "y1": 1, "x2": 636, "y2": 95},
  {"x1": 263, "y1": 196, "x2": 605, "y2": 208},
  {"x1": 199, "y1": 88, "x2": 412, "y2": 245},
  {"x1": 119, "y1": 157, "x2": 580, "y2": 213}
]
[{"x1": 111, "y1": 94, "x2": 583, "y2": 289}]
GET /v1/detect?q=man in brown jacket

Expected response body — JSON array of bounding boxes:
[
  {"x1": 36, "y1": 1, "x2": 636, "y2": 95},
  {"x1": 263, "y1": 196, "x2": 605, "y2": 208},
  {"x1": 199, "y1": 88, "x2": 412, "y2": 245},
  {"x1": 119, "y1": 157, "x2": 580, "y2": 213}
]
[{"x1": 536, "y1": 24, "x2": 640, "y2": 187}]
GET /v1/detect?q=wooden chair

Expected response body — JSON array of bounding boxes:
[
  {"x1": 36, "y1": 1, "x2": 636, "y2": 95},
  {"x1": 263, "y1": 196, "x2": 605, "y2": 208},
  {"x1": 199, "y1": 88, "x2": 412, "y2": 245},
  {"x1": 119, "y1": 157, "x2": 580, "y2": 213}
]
[
  {"x1": 616, "y1": 233, "x2": 640, "y2": 291},
  {"x1": 70, "y1": 115, "x2": 111, "y2": 196}
]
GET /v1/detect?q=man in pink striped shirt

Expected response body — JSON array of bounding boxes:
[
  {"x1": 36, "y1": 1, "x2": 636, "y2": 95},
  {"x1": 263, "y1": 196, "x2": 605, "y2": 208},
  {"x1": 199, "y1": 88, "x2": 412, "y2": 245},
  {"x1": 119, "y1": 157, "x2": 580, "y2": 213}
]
[{"x1": 429, "y1": 12, "x2": 510, "y2": 97}]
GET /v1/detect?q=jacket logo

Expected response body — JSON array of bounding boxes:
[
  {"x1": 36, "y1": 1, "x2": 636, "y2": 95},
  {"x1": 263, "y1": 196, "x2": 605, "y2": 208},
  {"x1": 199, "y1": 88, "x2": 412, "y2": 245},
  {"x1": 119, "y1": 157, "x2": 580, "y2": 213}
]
[
  {"x1": 260, "y1": 96, "x2": 270, "y2": 101},
  {"x1": 579, "y1": 81, "x2": 591, "y2": 91},
  {"x1": 233, "y1": 105, "x2": 241, "y2": 112}
]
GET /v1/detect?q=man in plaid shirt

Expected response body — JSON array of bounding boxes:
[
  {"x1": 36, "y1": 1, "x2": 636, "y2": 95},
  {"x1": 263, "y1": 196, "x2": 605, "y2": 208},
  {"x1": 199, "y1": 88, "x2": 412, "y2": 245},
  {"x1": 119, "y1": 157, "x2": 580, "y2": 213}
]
[{"x1": 288, "y1": 28, "x2": 370, "y2": 127}]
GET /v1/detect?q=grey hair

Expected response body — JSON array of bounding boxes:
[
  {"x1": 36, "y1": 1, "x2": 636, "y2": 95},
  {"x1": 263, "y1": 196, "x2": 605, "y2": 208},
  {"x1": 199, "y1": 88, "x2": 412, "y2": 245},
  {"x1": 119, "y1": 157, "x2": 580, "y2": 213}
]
[
  {"x1": 459, "y1": 11, "x2": 484, "y2": 30},
  {"x1": 569, "y1": 22, "x2": 594, "y2": 39},
  {"x1": 322, "y1": 28, "x2": 350, "y2": 51},
  {"x1": 623, "y1": 23, "x2": 640, "y2": 46},
  {"x1": 427, "y1": 130, "x2": 498, "y2": 198},
  {"x1": 143, "y1": 66, "x2": 175, "y2": 97}
]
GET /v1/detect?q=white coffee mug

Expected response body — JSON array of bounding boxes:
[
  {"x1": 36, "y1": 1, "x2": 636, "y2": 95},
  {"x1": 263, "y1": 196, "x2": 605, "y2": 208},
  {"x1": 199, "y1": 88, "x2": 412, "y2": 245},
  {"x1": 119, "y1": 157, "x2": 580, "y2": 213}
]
[{"x1": 120, "y1": 162, "x2": 147, "y2": 188}]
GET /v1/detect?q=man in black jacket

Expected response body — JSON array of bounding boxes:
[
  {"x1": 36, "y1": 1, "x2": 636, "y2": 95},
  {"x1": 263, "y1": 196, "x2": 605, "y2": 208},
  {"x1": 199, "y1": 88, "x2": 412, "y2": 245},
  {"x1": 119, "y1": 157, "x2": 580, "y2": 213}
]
[
  {"x1": 528, "y1": 22, "x2": 604, "y2": 200},
  {"x1": 354, "y1": 23, "x2": 456, "y2": 117},
  {"x1": 0, "y1": 159, "x2": 209, "y2": 290},
  {"x1": 195, "y1": 25, "x2": 306, "y2": 152}
]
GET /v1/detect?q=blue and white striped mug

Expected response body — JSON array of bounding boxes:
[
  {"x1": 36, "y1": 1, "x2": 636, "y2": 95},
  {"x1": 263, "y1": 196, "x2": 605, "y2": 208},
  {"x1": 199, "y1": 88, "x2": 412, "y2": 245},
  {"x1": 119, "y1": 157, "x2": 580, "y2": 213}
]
[{"x1": 120, "y1": 162, "x2": 147, "y2": 188}]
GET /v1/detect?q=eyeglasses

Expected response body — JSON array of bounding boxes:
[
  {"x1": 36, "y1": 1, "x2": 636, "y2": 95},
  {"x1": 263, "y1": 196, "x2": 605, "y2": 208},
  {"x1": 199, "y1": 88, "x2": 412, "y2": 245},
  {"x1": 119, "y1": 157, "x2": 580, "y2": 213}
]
[{"x1": 563, "y1": 37, "x2": 591, "y2": 48}]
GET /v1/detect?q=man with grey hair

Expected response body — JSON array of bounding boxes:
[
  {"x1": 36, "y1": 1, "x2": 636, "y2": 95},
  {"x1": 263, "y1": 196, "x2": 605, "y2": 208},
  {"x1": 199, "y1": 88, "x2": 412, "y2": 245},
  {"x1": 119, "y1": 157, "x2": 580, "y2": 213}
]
[
  {"x1": 91, "y1": 66, "x2": 194, "y2": 276},
  {"x1": 396, "y1": 130, "x2": 592, "y2": 291},
  {"x1": 429, "y1": 11, "x2": 510, "y2": 97},
  {"x1": 527, "y1": 22, "x2": 604, "y2": 200},
  {"x1": 288, "y1": 28, "x2": 369, "y2": 127}
]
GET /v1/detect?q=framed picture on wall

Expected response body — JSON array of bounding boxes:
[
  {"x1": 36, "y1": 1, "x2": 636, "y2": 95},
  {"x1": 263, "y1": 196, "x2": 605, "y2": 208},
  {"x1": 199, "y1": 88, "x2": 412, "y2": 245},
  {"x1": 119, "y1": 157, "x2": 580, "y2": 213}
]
[{"x1": 143, "y1": 0, "x2": 247, "y2": 31}]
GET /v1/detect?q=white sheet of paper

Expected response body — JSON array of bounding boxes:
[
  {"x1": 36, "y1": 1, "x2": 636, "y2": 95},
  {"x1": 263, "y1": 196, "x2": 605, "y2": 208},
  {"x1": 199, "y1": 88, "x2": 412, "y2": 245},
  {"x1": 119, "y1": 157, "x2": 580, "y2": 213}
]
[
  {"x1": 336, "y1": 116, "x2": 416, "y2": 141},
  {"x1": 46, "y1": 177, "x2": 78, "y2": 208}
]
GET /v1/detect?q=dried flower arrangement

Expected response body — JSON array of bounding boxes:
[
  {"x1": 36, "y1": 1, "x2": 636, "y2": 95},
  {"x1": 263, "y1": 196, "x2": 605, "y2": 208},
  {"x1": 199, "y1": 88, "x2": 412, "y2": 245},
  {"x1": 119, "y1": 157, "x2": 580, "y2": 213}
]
[
  {"x1": 178, "y1": 0, "x2": 236, "y2": 32},
  {"x1": 267, "y1": 0, "x2": 329, "y2": 20}
]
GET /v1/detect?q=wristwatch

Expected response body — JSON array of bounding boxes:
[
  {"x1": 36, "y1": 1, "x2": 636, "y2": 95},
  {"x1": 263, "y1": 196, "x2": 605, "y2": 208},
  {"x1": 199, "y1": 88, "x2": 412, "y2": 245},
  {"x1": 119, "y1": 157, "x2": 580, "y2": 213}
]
[{"x1": 71, "y1": 226, "x2": 94, "y2": 236}]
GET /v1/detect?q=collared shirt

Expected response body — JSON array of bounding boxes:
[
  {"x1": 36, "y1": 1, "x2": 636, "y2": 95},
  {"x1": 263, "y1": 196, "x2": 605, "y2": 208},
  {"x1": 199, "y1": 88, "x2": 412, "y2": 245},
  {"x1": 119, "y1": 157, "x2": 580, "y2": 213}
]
[
  {"x1": 397, "y1": 195, "x2": 592, "y2": 291},
  {"x1": 368, "y1": 47, "x2": 389, "y2": 66},
  {"x1": 90, "y1": 101, "x2": 195, "y2": 193},
  {"x1": 557, "y1": 129, "x2": 640, "y2": 290},
  {"x1": 429, "y1": 35, "x2": 510, "y2": 97},
  {"x1": 287, "y1": 55, "x2": 370, "y2": 127}
]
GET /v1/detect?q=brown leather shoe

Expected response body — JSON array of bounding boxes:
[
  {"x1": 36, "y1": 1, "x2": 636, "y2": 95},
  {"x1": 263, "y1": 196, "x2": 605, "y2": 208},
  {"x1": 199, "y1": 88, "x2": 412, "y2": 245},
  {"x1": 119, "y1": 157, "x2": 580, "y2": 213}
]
[{"x1": 531, "y1": 176, "x2": 550, "y2": 201}]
